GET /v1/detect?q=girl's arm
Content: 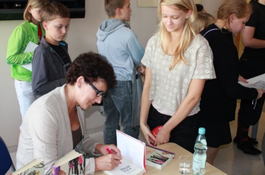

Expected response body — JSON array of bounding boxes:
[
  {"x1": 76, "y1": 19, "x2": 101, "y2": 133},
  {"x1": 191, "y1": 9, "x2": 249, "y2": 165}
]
[
  {"x1": 139, "y1": 67, "x2": 155, "y2": 145},
  {"x1": 6, "y1": 26, "x2": 35, "y2": 65},
  {"x1": 155, "y1": 79, "x2": 205, "y2": 145},
  {"x1": 241, "y1": 26, "x2": 265, "y2": 49}
]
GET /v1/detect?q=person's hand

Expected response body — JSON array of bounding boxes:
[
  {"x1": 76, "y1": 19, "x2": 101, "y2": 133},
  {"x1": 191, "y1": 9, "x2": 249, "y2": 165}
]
[
  {"x1": 238, "y1": 75, "x2": 248, "y2": 83},
  {"x1": 137, "y1": 65, "x2": 146, "y2": 75},
  {"x1": 155, "y1": 127, "x2": 170, "y2": 145},
  {"x1": 256, "y1": 89, "x2": 264, "y2": 99},
  {"x1": 95, "y1": 144, "x2": 121, "y2": 157},
  {"x1": 140, "y1": 123, "x2": 155, "y2": 145},
  {"x1": 59, "y1": 170, "x2": 66, "y2": 175},
  {"x1": 95, "y1": 154, "x2": 121, "y2": 171}
]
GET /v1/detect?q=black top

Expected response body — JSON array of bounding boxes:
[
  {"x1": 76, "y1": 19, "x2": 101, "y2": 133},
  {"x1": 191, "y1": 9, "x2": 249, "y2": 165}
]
[
  {"x1": 240, "y1": 1, "x2": 265, "y2": 78},
  {"x1": 199, "y1": 24, "x2": 258, "y2": 122},
  {"x1": 244, "y1": 1, "x2": 265, "y2": 57},
  {"x1": 72, "y1": 126, "x2": 82, "y2": 149},
  {"x1": 49, "y1": 43, "x2": 71, "y2": 71}
]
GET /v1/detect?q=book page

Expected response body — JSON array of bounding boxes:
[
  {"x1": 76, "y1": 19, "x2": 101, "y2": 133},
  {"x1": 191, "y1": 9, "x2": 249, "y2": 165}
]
[
  {"x1": 104, "y1": 158, "x2": 145, "y2": 175},
  {"x1": 53, "y1": 150, "x2": 82, "y2": 167},
  {"x1": 13, "y1": 160, "x2": 44, "y2": 175},
  {"x1": 22, "y1": 41, "x2": 38, "y2": 71},
  {"x1": 238, "y1": 73, "x2": 265, "y2": 90},
  {"x1": 116, "y1": 130, "x2": 146, "y2": 171},
  {"x1": 104, "y1": 131, "x2": 146, "y2": 175}
]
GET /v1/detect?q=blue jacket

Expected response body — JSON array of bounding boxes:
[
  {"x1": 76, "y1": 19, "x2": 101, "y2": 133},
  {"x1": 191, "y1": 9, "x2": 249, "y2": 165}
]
[{"x1": 96, "y1": 19, "x2": 144, "y2": 81}]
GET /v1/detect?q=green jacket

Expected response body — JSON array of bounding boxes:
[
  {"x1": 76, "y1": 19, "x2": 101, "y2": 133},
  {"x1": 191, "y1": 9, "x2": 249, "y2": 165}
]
[{"x1": 6, "y1": 21, "x2": 44, "y2": 81}]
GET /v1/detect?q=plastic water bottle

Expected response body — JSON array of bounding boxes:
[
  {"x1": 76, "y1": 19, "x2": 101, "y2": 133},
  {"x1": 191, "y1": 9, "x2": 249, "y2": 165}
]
[{"x1": 192, "y1": 127, "x2": 207, "y2": 175}]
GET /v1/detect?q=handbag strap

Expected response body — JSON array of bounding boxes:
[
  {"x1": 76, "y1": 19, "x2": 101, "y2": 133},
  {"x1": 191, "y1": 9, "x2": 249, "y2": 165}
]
[{"x1": 203, "y1": 28, "x2": 219, "y2": 37}]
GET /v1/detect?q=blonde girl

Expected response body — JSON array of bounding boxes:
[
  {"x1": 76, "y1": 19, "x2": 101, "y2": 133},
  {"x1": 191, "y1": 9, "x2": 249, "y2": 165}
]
[{"x1": 140, "y1": 0, "x2": 215, "y2": 152}]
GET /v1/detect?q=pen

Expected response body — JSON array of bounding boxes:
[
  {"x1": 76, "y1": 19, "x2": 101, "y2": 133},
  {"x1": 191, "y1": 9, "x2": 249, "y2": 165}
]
[
  {"x1": 106, "y1": 147, "x2": 114, "y2": 154},
  {"x1": 105, "y1": 147, "x2": 122, "y2": 164}
]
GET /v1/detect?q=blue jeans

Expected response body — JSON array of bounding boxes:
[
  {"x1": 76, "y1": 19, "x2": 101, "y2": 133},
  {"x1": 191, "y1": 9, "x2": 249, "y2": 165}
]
[
  {"x1": 15, "y1": 80, "x2": 36, "y2": 119},
  {"x1": 103, "y1": 81, "x2": 139, "y2": 145}
]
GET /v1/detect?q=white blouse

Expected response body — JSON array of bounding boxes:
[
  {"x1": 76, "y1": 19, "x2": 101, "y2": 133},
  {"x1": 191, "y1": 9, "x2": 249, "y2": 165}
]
[{"x1": 141, "y1": 33, "x2": 216, "y2": 116}]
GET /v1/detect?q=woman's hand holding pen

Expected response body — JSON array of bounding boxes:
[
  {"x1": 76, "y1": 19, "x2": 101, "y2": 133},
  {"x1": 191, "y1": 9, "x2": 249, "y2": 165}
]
[
  {"x1": 95, "y1": 153, "x2": 121, "y2": 171},
  {"x1": 96, "y1": 144, "x2": 121, "y2": 156},
  {"x1": 94, "y1": 144, "x2": 122, "y2": 171}
]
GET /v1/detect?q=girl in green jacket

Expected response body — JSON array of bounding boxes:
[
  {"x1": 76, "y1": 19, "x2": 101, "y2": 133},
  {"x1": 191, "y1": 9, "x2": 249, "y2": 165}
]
[{"x1": 6, "y1": 0, "x2": 48, "y2": 122}]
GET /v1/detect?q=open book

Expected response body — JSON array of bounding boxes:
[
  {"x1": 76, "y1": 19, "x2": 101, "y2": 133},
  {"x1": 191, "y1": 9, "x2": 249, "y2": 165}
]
[
  {"x1": 146, "y1": 144, "x2": 175, "y2": 170},
  {"x1": 51, "y1": 150, "x2": 86, "y2": 175},
  {"x1": 13, "y1": 159, "x2": 44, "y2": 175},
  {"x1": 239, "y1": 73, "x2": 265, "y2": 90},
  {"x1": 103, "y1": 130, "x2": 146, "y2": 175}
]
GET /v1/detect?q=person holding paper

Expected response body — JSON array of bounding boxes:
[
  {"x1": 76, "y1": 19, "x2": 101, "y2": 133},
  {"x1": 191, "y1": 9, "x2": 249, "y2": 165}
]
[
  {"x1": 140, "y1": 0, "x2": 215, "y2": 153},
  {"x1": 16, "y1": 52, "x2": 122, "y2": 174},
  {"x1": 235, "y1": 0, "x2": 265, "y2": 155},
  {"x1": 32, "y1": 1, "x2": 72, "y2": 98},
  {"x1": 6, "y1": 0, "x2": 48, "y2": 120},
  {"x1": 199, "y1": 0, "x2": 264, "y2": 164}
]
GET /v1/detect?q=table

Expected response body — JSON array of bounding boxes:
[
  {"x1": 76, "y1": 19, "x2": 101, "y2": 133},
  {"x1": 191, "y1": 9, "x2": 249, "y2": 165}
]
[{"x1": 95, "y1": 142, "x2": 227, "y2": 175}]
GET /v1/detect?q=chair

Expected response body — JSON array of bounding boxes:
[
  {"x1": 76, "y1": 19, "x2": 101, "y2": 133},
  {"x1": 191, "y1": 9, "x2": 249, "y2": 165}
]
[{"x1": 0, "y1": 136, "x2": 15, "y2": 174}]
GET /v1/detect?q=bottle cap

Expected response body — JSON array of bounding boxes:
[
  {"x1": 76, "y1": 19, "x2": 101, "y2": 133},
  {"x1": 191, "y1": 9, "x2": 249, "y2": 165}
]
[{"x1": 198, "y1": 127, "x2": 206, "y2": 135}]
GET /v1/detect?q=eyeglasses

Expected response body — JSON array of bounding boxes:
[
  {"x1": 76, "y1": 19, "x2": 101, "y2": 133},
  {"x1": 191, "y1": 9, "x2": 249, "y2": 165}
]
[{"x1": 83, "y1": 77, "x2": 105, "y2": 97}]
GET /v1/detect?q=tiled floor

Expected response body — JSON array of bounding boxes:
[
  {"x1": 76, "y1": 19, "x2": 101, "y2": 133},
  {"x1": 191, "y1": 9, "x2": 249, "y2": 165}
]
[{"x1": 6, "y1": 103, "x2": 265, "y2": 175}]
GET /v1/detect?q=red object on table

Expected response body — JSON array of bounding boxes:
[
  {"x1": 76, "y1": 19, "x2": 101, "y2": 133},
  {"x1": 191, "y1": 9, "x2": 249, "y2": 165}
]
[{"x1": 150, "y1": 126, "x2": 163, "y2": 144}]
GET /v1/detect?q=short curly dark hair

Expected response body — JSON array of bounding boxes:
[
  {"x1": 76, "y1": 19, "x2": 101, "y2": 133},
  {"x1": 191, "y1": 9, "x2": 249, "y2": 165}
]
[{"x1": 66, "y1": 52, "x2": 116, "y2": 89}]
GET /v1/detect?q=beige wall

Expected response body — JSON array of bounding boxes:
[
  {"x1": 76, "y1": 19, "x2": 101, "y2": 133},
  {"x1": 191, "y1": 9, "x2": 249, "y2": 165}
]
[{"x1": 0, "y1": 0, "x2": 222, "y2": 148}]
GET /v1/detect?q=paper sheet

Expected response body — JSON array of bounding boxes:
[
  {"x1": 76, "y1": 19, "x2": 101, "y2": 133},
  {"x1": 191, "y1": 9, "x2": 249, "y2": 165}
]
[
  {"x1": 22, "y1": 41, "x2": 38, "y2": 71},
  {"x1": 239, "y1": 73, "x2": 265, "y2": 90}
]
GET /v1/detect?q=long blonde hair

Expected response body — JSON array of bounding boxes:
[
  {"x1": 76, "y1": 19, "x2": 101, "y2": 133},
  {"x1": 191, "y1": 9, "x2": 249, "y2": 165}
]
[
  {"x1": 158, "y1": 0, "x2": 197, "y2": 70},
  {"x1": 23, "y1": 0, "x2": 49, "y2": 22}
]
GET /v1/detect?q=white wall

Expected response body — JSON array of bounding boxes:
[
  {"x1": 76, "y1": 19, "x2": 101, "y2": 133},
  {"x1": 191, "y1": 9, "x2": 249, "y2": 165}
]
[{"x1": 0, "y1": 0, "x2": 222, "y2": 148}]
